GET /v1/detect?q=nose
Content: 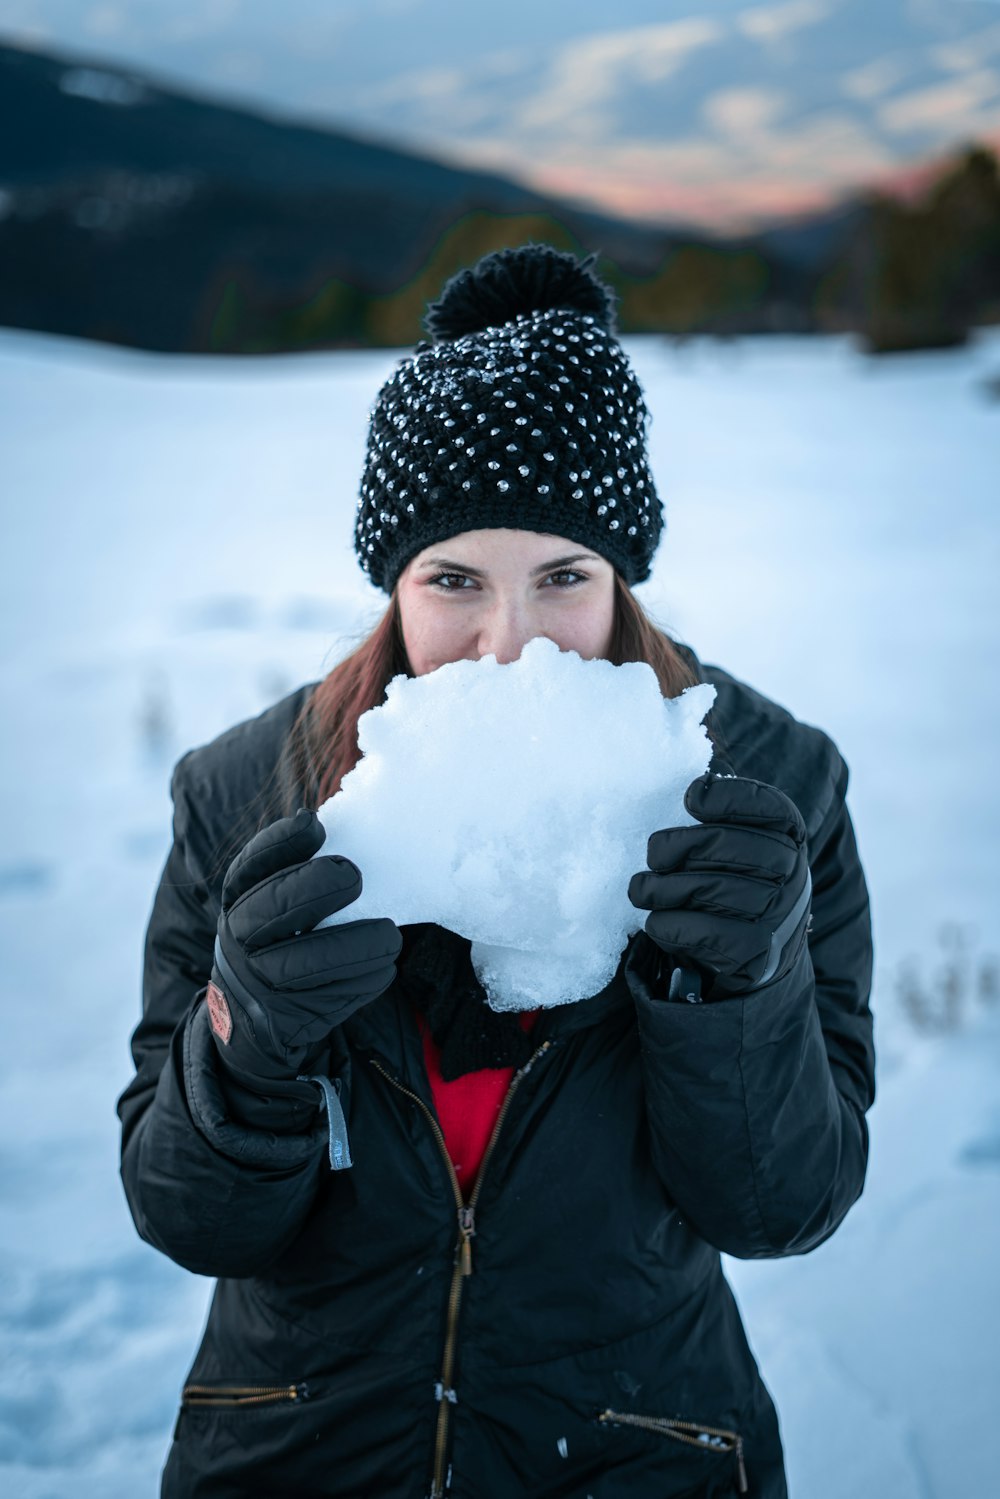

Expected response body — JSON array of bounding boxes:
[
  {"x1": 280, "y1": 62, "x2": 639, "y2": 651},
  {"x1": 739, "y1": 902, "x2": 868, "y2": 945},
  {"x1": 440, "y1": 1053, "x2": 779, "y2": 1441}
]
[{"x1": 477, "y1": 598, "x2": 534, "y2": 665}]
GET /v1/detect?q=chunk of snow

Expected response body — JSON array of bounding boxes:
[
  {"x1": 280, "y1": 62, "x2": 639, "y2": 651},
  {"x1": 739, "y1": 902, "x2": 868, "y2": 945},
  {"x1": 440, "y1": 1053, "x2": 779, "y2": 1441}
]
[{"x1": 316, "y1": 637, "x2": 714, "y2": 1010}]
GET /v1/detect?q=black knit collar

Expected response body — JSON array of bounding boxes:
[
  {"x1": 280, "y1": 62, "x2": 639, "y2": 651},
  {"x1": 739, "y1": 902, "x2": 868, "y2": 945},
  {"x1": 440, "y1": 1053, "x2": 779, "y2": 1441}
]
[
  {"x1": 346, "y1": 923, "x2": 635, "y2": 1080},
  {"x1": 395, "y1": 924, "x2": 538, "y2": 1081}
]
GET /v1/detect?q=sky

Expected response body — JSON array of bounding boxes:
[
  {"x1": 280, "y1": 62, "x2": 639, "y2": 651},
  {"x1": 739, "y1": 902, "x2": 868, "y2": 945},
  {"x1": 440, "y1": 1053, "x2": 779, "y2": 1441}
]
[{"x1": 3, "y1": 0, "x2": 1000, "y2": 226}]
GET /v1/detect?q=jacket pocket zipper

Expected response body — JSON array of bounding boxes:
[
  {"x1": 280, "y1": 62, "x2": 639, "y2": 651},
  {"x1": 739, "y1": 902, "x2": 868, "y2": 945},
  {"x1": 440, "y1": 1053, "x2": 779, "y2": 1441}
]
[
  {"x1": 597, "y1": 1409, "x2": 748, "y2": 1493},
  {"x1": 181, "y1": 1382, "x2": 309, "y2": 1409}
]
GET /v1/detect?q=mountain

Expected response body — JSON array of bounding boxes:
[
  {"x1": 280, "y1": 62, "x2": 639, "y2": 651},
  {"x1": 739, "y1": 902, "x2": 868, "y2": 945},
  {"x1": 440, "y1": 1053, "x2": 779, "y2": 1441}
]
[
  {"x1": 1, "y1": 41, "x2": 996, "y2": 355},
  {"x1": 0, "y1": 40, "x2": 687, "y2": 352},
  {"x1": 3, "y1": 0, "x2": 1000, "y2": 230}
]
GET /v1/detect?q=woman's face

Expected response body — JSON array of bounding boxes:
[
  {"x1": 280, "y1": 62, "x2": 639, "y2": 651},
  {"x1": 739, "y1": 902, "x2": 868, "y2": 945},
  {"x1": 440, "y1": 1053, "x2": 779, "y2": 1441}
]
[{"x1": 396, "y1": 529, "x2": 616, "y2": 677}]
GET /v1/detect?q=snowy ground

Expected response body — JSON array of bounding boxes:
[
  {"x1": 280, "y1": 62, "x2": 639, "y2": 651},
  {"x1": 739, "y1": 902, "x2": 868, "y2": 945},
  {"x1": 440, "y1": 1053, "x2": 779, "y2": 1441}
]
[{"x1": 1, "y1": 326, "x2": 998, "y2": 1497}]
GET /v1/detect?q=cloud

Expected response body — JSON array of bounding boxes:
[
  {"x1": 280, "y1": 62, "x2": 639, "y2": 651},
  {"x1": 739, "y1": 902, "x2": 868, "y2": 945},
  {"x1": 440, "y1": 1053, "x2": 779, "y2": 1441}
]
[
  {"x1": 85, "y1": 4, "x2": 128, "y2": 38},
  {"x1": 284, "y1": 13, "x2": 359, "y2": 61},
  {"x1": 701, "y1": 94, "x2": 895, "y2": 186},
  {"x1": 363, "y1": 46, "x2": 533, "y2": 108},
  {"x1": 368, "y1": 66, "x2": 466, "y2": 106},
  {"x1": 363, "y1": 64, "x2": 507, "y2": 133},
  {"x1": 703, "y1": 87, "x2": 787, "y2": 135},
  {"x1": 158, "y1": 1, "x2": 242, "y2": 45},
  {"x1": 52, "y1": 0, "x2": 977, "y2": 234},
  {"x1": 361, "y1": 20, "x2": 725, "y2": 146},
  {"x1": 879, "y1": 69, "x2": 1000, "y2": 133},
  {"x1": 516, "y1": 19, "x2": 725, "y2": 134},
  {"x1": 736, "y1": 0, "x2": 830, "y2": 43},
  {"x1": 756, "y1": 110, "x2": 896, "y2": 180},
  {"x1": 480, "y1": 49, "x2": 533, "y2": 80},
  {"x1": 929, "y1": 21, "x2": 1000, "y2": 73},
  {"x1": 437, "y1": 101, "x2": 896, "y2": 232},
  {"x1": 426, "y1": 131, "x2": 732, "y2": 224},
  {"x1": 517, "y1": 140, "x2": 853, "y2": 230},
  {"x1": 841, "y1": 54, "x2": 912, "y2": 102}
]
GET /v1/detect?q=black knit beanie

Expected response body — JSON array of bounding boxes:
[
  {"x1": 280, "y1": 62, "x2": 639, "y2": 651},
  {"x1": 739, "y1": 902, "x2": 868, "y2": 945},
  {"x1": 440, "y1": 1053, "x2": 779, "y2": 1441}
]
[{"x1": 354, "y1": 245, "x2": 664, "y2": 592}]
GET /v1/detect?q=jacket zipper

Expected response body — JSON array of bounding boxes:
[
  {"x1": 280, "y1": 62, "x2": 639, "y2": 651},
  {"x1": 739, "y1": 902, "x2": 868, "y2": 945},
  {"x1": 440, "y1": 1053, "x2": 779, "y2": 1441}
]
[
  {"x1": 181, "y1": 1382, "x2": 309, "y2": 1409},
  {"x1": 371, "y1": 1040, "x2": 552, "y2": 1499},
  {"x1": 597, "y1": 1409, "x2": 748, "y2": 1494}
]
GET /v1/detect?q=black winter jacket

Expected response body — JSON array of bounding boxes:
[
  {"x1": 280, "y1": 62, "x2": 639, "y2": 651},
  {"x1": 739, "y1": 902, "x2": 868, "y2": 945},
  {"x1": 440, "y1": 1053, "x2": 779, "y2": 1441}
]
[{"x1": 118, "y1": 653, "x2": 875, "y2": 1499}]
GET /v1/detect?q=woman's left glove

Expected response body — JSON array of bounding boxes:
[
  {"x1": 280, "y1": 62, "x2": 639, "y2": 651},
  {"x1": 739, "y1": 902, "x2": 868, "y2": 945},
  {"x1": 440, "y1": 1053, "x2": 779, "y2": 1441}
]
[{"x1": 628, "y1": 774, "x2": 812, "y2": 1000}]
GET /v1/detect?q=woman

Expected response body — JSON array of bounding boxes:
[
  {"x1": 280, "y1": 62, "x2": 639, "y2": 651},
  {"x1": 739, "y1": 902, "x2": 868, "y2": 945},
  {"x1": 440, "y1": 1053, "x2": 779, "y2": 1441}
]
[{"x1": 119, "y1": 245, "x2": 874, "y2": 1499}]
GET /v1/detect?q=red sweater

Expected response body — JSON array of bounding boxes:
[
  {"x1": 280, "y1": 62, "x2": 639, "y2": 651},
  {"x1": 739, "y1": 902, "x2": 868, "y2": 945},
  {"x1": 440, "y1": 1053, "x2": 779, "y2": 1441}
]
[{"x1": 417, "y1": 1010, "x2": 539, "y2": 1196}]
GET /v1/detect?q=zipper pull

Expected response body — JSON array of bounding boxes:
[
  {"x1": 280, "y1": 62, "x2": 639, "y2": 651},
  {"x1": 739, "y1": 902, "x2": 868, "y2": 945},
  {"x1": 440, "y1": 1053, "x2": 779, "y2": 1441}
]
[
  {"x1": 458, "y1": 1205, "x2": 476, "y2": 1276},
  {"x1": 735, "y1": 1435, "x2": 748, "y2": 1494}
]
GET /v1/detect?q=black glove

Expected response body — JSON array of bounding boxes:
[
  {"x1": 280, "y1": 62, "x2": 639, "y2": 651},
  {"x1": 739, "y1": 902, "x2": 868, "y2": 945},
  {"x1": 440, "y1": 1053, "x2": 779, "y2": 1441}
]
[
  {"x1": 628, "y1": 774, "x2": 812, "y2": 1000},
  {"x1": 207, "y1": 808, "x2": 402, "y2": 1088}
]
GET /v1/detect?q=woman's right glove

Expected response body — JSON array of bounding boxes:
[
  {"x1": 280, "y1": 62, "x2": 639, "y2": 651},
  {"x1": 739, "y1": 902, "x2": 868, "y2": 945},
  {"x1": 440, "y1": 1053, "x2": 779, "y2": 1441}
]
[{"x1": 206, "y1": 808, "x2": 402, "y2": 1089}]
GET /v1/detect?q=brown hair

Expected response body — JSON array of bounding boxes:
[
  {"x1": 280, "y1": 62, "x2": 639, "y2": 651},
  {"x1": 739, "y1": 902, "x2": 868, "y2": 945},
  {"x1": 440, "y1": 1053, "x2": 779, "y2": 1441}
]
[
  {"x1": 607, "y1": 573, "x2": 698, "y2": 699},
  {"x1": 278, "y1": 573, "x2": 700, "y2": 816}
]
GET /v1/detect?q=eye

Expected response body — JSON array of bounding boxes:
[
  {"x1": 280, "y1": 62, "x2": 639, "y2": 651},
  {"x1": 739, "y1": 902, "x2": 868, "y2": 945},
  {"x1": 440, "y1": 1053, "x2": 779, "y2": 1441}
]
[
  {"x1": 544, "y1": 569, "x2": 587, "y2": 589},
  {"x1": 429, "y1": 571, "x2": 477, "y2": 591}
]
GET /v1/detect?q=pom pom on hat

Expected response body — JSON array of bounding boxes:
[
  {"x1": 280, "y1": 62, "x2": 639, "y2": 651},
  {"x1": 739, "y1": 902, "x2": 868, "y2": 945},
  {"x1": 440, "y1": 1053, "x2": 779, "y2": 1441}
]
[{"x1": 425, "y1": 245, "x2": 616, "y2": 342}]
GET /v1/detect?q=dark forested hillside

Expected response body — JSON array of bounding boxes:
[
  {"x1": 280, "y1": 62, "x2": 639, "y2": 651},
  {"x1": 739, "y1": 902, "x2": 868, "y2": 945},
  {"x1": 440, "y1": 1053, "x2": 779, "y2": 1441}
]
[{"x1": 1, "y1": 41, "x2": 997, "y2": 354}]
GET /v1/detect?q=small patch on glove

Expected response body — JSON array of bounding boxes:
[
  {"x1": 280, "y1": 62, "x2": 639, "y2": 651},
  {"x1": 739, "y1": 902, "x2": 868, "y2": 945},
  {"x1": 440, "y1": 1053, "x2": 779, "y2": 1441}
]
[{"x1": 206, "y1": 981, "x2": 233, "y2": 1045}]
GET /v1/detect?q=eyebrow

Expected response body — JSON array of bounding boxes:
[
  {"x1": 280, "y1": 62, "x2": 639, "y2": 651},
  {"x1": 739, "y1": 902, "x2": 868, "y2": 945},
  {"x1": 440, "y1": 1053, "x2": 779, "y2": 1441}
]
[{"x1": 419, "y1": 552, "x2": 602, "y2": 578}]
